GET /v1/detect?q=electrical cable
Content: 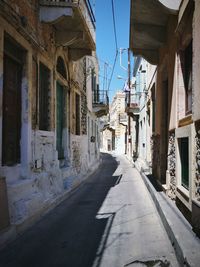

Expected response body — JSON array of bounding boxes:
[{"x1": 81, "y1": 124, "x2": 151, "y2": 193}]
[
  {"x1": 107, "y1": 0, "x2": 119, "y2": 93},
  {"x1": 108, "y1": 50, "x2": 118, "y2": 92},
  {"x1": 111, "y1": 0, "x2": 118, "y2": 51}
]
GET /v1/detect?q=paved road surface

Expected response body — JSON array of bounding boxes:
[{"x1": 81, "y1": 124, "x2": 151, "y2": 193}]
[{"x1": 0, "y1": 153, "x2": 179, "y2": 267}]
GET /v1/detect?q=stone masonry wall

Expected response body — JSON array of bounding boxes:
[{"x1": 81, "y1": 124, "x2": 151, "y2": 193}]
[
  {"x1": 168, "y1": 131, "x2": 176, "y2": 199},
  {"x1": 72, "y1": 140, "x2": 81, "y2": 174},
  {"x1": 0, "y1": 0, "x2": 55, "y2": 55},
  {"x1": 195, "y1": 121, "x2": 200, "y2": 201},
  {"x1": 81, "y1": 93, "x2": 87, "y2": 135}
]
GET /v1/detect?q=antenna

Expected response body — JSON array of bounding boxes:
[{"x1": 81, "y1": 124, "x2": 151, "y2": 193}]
[{"x1": 119, "y1": 48, "x2": 128, "y2": 71}]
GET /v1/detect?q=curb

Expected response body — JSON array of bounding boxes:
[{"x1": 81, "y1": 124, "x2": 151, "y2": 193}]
[{"x1": 138, "y1": 169, "x2": 200, "y2": 267}]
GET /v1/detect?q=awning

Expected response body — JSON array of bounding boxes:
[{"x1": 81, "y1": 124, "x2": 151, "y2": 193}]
[{"x1": 129, "y1": 0, "x2": 181, "y2": 64}]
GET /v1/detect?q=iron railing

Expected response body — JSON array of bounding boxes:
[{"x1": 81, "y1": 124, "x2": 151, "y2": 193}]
[
  {"x1": 126, "y1": 92, "x2": 141, "y2": 108},
  {"x1": 119, "y1": 114, "x2": 128, "y2": 123},
  {"x1": 93, "y1": 90, "x2": 109, "y2": 106}
]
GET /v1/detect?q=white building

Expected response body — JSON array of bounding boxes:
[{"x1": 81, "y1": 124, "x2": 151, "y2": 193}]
[{"x1": 110, "y1": 91, "x2": 127, "y2": 154}]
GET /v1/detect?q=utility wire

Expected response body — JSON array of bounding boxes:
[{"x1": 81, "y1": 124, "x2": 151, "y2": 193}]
[
  {"x1": 108, "y1": 50, "x2": 118, "y2": 91},
  {"x1": 111, "y1": 0, "x2": 118, "y2": 51},
  {"x1": 107, "y1": 0, "x2": 119, "y2": 93}
]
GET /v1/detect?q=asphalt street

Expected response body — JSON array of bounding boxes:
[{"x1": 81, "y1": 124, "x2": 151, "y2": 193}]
[{"x1": 0, "y1": 153, "x2": 179, "y2": 267}]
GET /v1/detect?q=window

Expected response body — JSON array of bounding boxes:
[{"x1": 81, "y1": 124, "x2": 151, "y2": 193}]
[
  {"x1": 39, "y1": 63, "x2": 51, "y2": 131},
  {"x1": 75, "y1": 93, "x2": 80, "y2": 135},
  {"x1": 180, "y1": 41, "x2": 193, "y2": 115},
  {"x1": 179, "y1": 137, "x2": 189, "y2": 190},
  {"x1": 184, "y1": 41, "x2": 192, "y2": 114},
  {"x1": 56, "y1": 56, "x2": 67, "y2": 79},
  {"x1": 91, "y1": 68, "x2": 97, "y2": 103}
]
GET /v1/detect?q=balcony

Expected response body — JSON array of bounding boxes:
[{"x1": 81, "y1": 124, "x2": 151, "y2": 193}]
[
  {"x1": 119, "y1": 114, "x2": 128, "y2": 126},
  {"x1": 93, "y1": 90, "x2": 109, "y2": 117},
  {"x1": 129, "y1": 0, "x2": 181, "y2": 64},
  {"x1": 125, "y1": 92, "x2": 140, "y2": 116},
  {"x1": 40, "y1": 0, "x2": 95, "y2": 60}
]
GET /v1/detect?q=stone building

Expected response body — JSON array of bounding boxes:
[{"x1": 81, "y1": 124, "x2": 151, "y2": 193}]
[
  {"x1": 110, "y1": 91, "x2": 127, "y2": 153},
  {"x1": 101, "y1": 125, "x2": 115, "y2": 152},
  {"x1": 101, "y1": 91, "x2": 127, "y2": 154},
  {"x1": 0, "y1": 0, "x2": 108, "y2": 246},
  {"x1": 130, "y1": 0, "x2": 200, "y2": 236}
]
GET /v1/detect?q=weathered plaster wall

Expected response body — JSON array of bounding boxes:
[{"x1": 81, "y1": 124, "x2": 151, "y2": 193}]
[{"x1": 0, "y1": 0, "x2": 55, "y2": 56}]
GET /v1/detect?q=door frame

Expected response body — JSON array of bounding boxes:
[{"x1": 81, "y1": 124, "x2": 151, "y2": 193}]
[
  {"x1": 0, "y1": 33, "x2": 30, "y2": 180},
  {"x1": 56, "y1": 81, "x2": 64, "y2": 160}
]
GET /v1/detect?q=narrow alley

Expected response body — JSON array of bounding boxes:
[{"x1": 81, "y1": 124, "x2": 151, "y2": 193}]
[
  {"x1": 1, "y1": 1, "x2": 200, "y2": 266},
  {"x1": 0, "y1": 153, "x2": 179, "y2": 267}
]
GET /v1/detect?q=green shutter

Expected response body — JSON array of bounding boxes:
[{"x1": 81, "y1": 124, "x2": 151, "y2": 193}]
[
  {"x1": 56, "y1": 83, "x2": 64, "y2": 159},
  {"x1": 180, "y1": 138, "x2": 189, "y2": 189}
]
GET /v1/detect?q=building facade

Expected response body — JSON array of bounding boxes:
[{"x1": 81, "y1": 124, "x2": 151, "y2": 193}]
[
  {"x1": 130, "y1": 0, "x2": 200, "y2": 236},
  {"x1": 0, "y1": 0, "x2": 108, "y2": 246},
  {"x1": 130, "y1": 57, "x2": 152, "y2": 170},
  {"x1": 110, "y1": 91, "x2": 127, "y2": 153},
  {"x1": 101, "y1": 91, "x2": 127, "y2": 154}
]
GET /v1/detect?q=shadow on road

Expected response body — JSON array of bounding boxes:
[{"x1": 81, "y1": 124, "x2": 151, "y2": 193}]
[{"x1": 0, "y1": 153, "x2": 121, "y2": 267}]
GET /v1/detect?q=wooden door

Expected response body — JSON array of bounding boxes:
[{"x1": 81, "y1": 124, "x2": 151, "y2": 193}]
[
  {"x1": 0, "y1": 177, "x2": 10, "y2": 230},
  {"x1": 56, "y1": 82, "x2": 64, "y2": 159},
  {"x1": 2, "y1": 55, "x2": 22, "y2": 166}
]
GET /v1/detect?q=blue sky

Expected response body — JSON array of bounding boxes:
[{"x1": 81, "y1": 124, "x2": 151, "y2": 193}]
[{"x1": 95, "y1": 0, "x2": 130, "y2": 102}]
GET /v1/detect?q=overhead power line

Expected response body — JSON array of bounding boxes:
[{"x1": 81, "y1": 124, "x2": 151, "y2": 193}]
[
  {"x1": 111, "y1": 0, "x2": 118, "y2": 51},
  {"x1": 108, "y1": 50, "x2": 118, "y2": 92},
  {"x1": 107, "y1": 0, "x2": 119, "y2": 93}
]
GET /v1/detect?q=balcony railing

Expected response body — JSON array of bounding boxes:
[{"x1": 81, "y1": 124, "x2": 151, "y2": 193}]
[
  {"x1": 93, "y1": 90, "x2": 108, "y2": 105},
  {"x1": 93, "y1": 90, "x2": 109, "y2": 117},
  {"x1": 119, "y1": 113, "x2": 128, "y2": 125},
  {"x1": 125, "y1": 92, "x2": 141, "y2": 115}
]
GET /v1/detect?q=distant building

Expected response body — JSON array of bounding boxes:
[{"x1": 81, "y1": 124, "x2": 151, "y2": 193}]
[
  {"x1": 110, "y1": 91, "x2": 127, "y2": 153},
  {"x1": 101, "y1": 125, "x2": 115, "y2": 152}
]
